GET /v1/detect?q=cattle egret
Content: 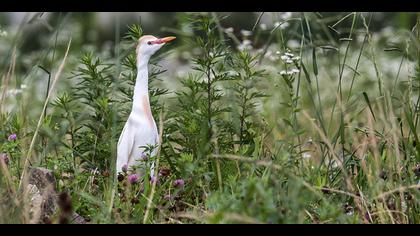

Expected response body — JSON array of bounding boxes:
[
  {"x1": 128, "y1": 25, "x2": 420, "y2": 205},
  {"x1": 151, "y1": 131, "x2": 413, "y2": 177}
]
[{"x1": 116, "y1": 35, "x2": 176, "y2": 176}]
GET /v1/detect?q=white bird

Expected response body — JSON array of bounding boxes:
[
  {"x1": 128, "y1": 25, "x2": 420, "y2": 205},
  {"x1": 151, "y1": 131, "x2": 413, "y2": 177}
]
[{"x1": 116, "y1": 35, "x2": 176, "y2": 175}]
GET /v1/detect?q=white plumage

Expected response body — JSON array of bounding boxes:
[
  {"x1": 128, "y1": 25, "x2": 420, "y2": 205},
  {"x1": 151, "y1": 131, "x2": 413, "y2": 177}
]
[{"x1": 116, "y1": 35, "x2": 175, "y2": 175}]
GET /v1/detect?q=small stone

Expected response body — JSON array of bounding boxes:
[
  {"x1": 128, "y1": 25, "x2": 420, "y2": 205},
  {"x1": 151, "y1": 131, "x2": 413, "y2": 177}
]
[{"x1": 25, "y1": 167, "x2": 87, "y2": 224}]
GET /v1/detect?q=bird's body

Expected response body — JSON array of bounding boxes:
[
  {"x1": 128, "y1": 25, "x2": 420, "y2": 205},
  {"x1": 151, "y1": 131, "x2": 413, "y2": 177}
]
[{"x1": 116, "y1": 35, "x2": 175, "y2": 175}]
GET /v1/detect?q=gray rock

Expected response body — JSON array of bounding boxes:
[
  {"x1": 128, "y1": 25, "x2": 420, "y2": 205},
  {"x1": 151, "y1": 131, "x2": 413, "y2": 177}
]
[
  {"x1": 71, "y1": 212, "x2": 88, "y2": 224},
  {"x1": 26, "y1": 167, "x2": 87, "y2": 224},
  {"x1": 27, "y1": 167, "x2": 57, "y2": 223}
]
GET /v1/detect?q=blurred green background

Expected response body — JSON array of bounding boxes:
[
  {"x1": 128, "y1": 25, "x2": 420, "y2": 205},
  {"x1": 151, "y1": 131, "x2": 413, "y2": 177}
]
[{"x1": 0, "y1": 12, "x2": 417, "y2": 53}]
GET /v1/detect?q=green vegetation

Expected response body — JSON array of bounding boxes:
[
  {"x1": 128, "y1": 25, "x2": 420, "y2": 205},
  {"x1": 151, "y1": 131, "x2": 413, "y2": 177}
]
[{"x1": 0, "y1": 12, "x2": 419, "y2": 224}]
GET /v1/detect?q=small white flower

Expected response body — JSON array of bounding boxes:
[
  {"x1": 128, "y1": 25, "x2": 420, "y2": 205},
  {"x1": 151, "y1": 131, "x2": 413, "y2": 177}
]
[
  {"x1": 280, "y1": 68, "x2": 299, "y2": 76},
  {"x1": 259, "y1": 23, "x2": 267, "y2": 30},
  {"x1": 224, "y1": 27, "x2": 234, "y2": 33},
  {"x1": 280, "y1": 55, "x2": 289, "y2": 61},
  {"x1": 291, "y1": 68, "x2": 300, "y2": 74},
  {"x1": 285, "y1": 52, "x2": 294, "y2": 57},
  {"x1": 240, "y1": 30, "x2": 252, "y2": 37},
  {"x1": 276, "y1": 51, "x2": 281, "y2": 55}
]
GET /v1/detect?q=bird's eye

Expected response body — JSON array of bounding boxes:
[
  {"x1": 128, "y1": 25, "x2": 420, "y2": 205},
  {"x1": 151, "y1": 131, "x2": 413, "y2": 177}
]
[{"x1": 147, "y1": 41, "x2": 152, "y2": 45}]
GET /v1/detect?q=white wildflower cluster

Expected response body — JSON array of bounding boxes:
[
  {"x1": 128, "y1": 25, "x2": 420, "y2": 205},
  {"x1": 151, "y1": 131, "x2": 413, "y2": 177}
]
[
  {"x1": 280, "y1": 50, "x2": 300, "y2": 63},
  {"x1": 237, "y1": 39, "x2": 253, "y2": 51},
  {"x1": 237, "y1": 29, "x2": 253, "y2": 51},
  {"x1": 279, "y1": 50, "x2": 301, "y2": 76},
  {"x1": 280, "y1": 69, "x2": 300, "y2": 76},
  {"x1": 263, "y1": 49, "x2": 300, "y2": 63},
  {"x1": 280, "y1": 52, "x2": 300, "y2": 64}
]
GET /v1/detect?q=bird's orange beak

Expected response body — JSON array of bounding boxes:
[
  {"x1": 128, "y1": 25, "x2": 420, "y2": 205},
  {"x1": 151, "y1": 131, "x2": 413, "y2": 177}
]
[{"x1": 158, "y1": 36, "x2": 176, "y2": 44}]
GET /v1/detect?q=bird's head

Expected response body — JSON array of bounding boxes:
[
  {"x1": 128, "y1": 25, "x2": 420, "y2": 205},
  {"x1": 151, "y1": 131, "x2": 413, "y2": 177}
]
[{"x1": 136, "y1": 35, "x2": 176, "y2": 59}]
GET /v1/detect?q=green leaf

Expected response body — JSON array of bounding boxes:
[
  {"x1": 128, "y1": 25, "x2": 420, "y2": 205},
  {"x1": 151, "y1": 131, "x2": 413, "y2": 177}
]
[{"x1": 362, "y1": 92, "x2": 376, "y2": 121}]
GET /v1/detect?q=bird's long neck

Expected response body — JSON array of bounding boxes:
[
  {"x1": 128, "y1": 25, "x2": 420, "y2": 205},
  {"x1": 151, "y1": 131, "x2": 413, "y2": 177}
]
[{"x1": 132, "y1": 55, "x2": 153, "y2": 124}]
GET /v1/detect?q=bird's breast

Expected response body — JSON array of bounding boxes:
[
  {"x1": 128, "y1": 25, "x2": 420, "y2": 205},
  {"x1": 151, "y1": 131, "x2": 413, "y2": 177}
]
[{"x1": 128, "y1": 112, "x2": 158, "y2": 134}]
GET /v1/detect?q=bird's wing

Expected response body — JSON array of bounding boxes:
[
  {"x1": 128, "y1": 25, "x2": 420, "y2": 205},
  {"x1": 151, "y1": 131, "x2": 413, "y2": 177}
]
[{"x1": 116, "y1": 121, "x2": 135, "y2": 173}]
